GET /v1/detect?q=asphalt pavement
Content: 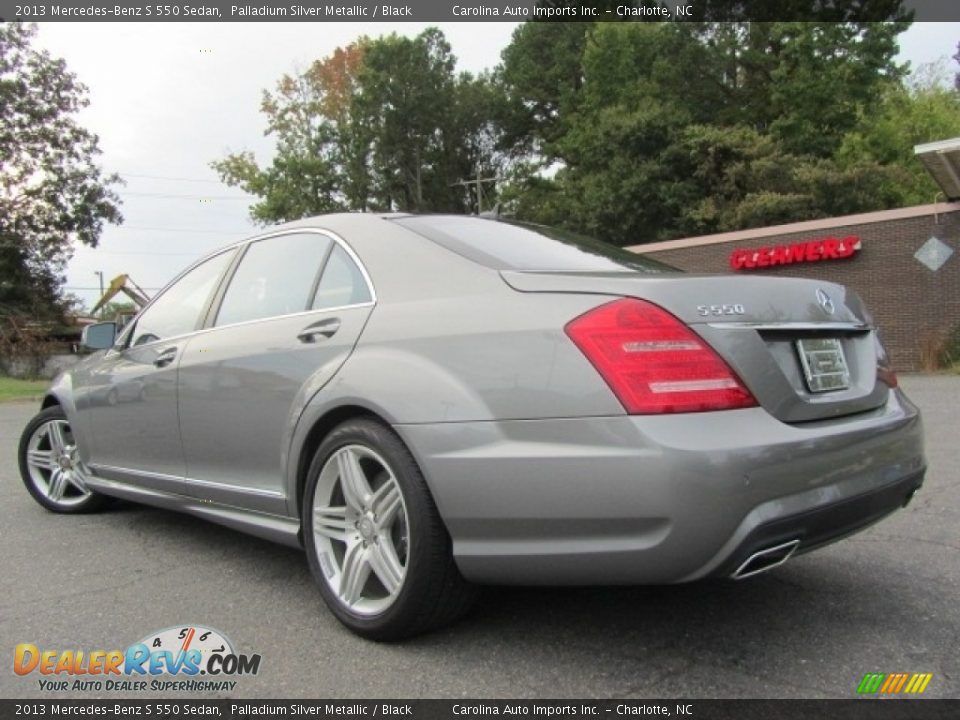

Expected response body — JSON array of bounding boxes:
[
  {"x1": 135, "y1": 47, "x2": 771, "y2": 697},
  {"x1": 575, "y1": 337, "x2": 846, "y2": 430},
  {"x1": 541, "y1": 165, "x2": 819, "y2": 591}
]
[{"x1": 0, "y1": 375, "x2": 957, "y2": 699}]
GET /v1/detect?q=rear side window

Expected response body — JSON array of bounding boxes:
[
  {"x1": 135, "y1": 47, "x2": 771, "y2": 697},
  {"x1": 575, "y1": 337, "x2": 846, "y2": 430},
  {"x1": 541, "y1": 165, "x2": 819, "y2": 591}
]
[
  {"x1": 392, "y1": 216, "x2": 675, "y2": 273},
  {"x1": 312, "y1": 245, "x2": 372, "y2": 310},
  {"x1": 216, "y1": 233, "x2": 331, "y2": 326}
]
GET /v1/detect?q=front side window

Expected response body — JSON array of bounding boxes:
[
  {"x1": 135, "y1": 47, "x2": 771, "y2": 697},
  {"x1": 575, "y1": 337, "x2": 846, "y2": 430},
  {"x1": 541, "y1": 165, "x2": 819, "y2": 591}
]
[
  {"x1": 129, "y1": 250, "x2": 234, "y2": 347},
  {"x1": 312, "y1": 244, "x2": 372, "y2": 310},
  {"x1": 216, "y1": 233, "x2": 332, "y2": 327}
]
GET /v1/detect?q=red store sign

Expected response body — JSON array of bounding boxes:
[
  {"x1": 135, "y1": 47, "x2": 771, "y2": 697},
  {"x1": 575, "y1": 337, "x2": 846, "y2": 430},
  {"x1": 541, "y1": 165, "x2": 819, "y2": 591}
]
[{"x1": 730, "y1": 236, "x2": 862, "y2": 270}]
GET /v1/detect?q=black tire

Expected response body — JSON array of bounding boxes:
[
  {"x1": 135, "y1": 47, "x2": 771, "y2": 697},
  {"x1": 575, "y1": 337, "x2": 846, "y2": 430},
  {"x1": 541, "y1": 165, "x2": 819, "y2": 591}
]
[
  {"x1": 303, "y1": 417, "x2": 478, "y2": 640},
  {"x1": 18, "y1": 405, "x2": 109, "y2": 514}
]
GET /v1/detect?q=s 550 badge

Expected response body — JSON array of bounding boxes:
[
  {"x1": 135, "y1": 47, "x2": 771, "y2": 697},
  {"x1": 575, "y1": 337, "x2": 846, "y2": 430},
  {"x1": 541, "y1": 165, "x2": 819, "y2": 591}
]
[{"x1": 697, "y1": 304, "x2": 746, "y2": 317}]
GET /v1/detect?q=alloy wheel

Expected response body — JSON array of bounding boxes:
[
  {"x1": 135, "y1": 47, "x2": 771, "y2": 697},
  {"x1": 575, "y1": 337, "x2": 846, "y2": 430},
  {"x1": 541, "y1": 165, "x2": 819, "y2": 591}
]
[
  {"x1": 24, "y1": 418, "x2": 93, "y2": 508},
  {"x1": 311, "y1": 444, "x2": 410, "y2": 616}
]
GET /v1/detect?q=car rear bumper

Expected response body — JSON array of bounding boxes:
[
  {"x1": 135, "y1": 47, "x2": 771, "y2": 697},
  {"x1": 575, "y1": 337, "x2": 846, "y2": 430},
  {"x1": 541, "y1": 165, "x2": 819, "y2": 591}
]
[
  {"x1": 395, "y1": 388, "x2": 924, "y2": 585},
  {"x1": 706, "y1": 469, "x2": 923, "y2": 580}
]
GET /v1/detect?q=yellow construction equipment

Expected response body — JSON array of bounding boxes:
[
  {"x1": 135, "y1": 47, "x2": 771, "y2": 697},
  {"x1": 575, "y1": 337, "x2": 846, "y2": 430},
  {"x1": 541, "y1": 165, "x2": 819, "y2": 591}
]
[{"x1": 90, "y1": 274, "x2": 151, "y2": 326}]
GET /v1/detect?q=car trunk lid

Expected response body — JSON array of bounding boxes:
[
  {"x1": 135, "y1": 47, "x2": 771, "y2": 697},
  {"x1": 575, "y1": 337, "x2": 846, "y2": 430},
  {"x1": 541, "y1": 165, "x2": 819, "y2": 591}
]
[{"x1": 501, "y1": 270, "x2": 890, "y2": 423}]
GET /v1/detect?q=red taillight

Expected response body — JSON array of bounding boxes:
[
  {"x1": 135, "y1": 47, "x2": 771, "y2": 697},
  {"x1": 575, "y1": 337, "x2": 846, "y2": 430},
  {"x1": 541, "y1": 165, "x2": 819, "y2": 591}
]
[
  {"x1": 875, "y1": 336, "x2": 898, "y2": 388},
  {"x1": 877, "y1": 365, "x2": 898, "y2": 388},
  {"x1": 565, "y1": 298, "x2": 757, "y2": 414}
]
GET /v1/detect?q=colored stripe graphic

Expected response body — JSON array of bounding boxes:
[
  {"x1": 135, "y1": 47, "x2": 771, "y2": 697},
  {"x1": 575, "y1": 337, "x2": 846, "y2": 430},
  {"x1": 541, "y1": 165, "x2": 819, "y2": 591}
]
[
  {"x1": 858, "y1": 672, "x2": 932, "y2": 695},
  {"x1": 879, "y1": 674, "x2": 898, "y2": 693},
  {"x1": 909, "y1": 674, "x2": 933, "y2": 694},
  {"x1": 857, "y1": 673, "x2": 885, "y2": 694}
]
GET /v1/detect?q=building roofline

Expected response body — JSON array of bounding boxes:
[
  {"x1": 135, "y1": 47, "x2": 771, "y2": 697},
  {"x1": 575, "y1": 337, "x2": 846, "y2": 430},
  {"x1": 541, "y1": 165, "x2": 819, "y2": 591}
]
[
  {"x1": 915, "y1": 137, "x2": 960, "y2": 154},
  {"x1": 626, "y1": 202, "x2": 960, "y2": 254}
]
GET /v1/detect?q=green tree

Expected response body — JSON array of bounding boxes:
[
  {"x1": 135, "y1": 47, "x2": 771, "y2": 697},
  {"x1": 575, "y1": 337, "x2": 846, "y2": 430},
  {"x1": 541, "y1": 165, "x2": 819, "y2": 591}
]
[
  {"x1": 0, "y1": 23, "x2": 122, "y2": 318},
  {"x1": 720, "y1": 22, "x2": 907, "y2": 157},
  {"x1": 496, "y1": 21, "x2": 592, "y2": 157},
  {"x1": 838, "y1": 63, "x2": 960, "y2": 206},
  {"x1": 498, "y1": 17, "x2": 911, "y2": 245},
  {"x1": 358, "y1": 29, "x2": 463, "y2": 211},
  {"x1": 211, "y1": 46, "x2": 355, "y2": 223},
  {"x1": 954, "y1": 41, "x2": 960, "y2": 91},
  {"x1": 214, "y1": 28, "x2": 500, "y2": 221},
  {"x1": 663, "y1": 125, "x2": 903, "y2": 236}
]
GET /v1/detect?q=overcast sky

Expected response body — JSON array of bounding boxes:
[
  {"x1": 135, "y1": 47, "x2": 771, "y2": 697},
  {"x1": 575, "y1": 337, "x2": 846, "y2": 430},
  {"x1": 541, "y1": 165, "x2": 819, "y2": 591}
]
[{"x1": 31, "y1": 21, "x2": 960, "y2": 310}]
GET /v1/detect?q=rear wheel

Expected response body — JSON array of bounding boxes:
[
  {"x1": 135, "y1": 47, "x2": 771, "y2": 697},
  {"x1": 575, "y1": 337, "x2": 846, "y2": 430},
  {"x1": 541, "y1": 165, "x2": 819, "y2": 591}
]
[
  {"x1": 303, "y1": 418, "x2": 477, "y2": 640},
  {"x1": 18, "y1": 406, "x2": 108, "y2": 513}
]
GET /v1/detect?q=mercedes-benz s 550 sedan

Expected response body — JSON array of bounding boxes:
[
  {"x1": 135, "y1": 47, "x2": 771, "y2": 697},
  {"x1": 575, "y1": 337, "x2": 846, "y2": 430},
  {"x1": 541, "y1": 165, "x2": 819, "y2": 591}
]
[{"x1": 19, "y1": 214, "x2": 925, "y2": 639}]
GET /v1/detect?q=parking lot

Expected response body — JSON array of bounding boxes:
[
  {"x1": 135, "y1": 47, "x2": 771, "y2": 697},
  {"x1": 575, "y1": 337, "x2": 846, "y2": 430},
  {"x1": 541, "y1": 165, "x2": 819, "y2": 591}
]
[{"x1": 1, "y1": 375, "x2": 957, "y2": 699}]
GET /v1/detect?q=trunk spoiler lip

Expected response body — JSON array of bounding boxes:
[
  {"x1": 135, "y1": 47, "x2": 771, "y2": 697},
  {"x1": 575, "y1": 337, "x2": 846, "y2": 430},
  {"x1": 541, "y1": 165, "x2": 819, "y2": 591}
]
[
  {"x1": 498, "y1": 270, "x2": 870, "y2": 327},
  {"x1": 498, "y1": 269, "x2": 850, "y2": 288}
]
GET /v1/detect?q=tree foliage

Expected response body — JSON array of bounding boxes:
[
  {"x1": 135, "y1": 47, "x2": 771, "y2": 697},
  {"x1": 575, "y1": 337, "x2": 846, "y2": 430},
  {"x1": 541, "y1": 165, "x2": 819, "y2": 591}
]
[
  {"x1": 955, "y1": 41, "x2": 960, "y2": 91},
  {"x1": 219, "y1": 16, "x2": 958, "y2": 248},
  {"x1": 0, "y1": 23, "x2": 122, "y2": 318},
  {"x1": 496, "y1": 17, "x2": 918, "y2": 245},
  {"x1": 213, "y1": 29, "x2": 504, "y2": 222},
  {"x1": 837, "y1": 62, "x2": 960, "y2": 206}
]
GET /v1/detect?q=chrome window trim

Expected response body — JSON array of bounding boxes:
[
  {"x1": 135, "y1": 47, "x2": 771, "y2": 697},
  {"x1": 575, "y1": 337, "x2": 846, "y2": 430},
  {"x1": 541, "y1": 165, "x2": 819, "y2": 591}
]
[
  {"x1": 119, "y1": 301, "x2": 375, "y2": 351},
  {"x1": 115, "y1": 227, "x2": 377, "y2": 351},
  {"x1": 209, "y1": 301, "x2": 375, "y2": 335}
]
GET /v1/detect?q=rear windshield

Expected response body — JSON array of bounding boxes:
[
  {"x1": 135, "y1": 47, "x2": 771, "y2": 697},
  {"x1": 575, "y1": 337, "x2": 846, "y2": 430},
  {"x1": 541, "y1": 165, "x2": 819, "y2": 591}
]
[{"x1": 392, "y1": 215, "x2": 676, "y2": 274}]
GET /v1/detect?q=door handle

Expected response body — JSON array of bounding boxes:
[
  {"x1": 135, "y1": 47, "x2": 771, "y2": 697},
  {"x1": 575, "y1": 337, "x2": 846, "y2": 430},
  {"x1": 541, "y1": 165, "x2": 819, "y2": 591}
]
[
  {"x1": 298, "y1": 318, "x2": 341, "y2": 343},
  {"x1": 153, "y1": 347, "x2": 177, "y2": 368}
]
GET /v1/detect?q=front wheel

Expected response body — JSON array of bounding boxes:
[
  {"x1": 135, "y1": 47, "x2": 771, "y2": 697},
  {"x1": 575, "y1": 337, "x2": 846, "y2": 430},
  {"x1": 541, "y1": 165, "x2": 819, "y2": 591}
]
[
  {"x1": 18, "y1": 405, "x2": 108, "y2": 513},
  {"x1": 303, "y1": 418, "x2": 477, "y2": 640}
]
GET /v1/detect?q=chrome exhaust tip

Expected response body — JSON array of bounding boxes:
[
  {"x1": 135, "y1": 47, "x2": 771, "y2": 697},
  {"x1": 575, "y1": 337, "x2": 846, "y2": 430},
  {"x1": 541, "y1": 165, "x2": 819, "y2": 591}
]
[{"x1": 731, "y1": 539, "x2": 801, "y2": 580}]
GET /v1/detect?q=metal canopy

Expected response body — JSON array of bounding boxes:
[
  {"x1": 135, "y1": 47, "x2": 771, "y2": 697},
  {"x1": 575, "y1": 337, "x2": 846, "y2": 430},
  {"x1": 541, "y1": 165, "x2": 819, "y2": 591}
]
[{"x1": 914, "y1": 137, "x2": 960, "y2": 201}]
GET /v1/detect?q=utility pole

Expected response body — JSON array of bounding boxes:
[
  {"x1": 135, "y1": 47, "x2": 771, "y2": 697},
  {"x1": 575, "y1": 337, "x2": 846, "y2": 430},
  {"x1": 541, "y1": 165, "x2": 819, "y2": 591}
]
[
  {"x1": 93, "y1": 271, "x2": 105, "y2": 318},
  {"x1": 451, "y1": 162, "x2": 500, "y2": 214}
]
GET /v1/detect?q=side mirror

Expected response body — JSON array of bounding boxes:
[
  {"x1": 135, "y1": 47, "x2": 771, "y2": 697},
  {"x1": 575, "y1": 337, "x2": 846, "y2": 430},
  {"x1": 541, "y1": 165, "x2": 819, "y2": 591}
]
[{"x1": 81, "y1": 322, "x2": 117, "y2": 350}]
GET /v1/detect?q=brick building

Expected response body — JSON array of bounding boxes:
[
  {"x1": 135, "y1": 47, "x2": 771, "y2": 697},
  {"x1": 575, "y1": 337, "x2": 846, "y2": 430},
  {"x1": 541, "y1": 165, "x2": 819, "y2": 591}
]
[{"x1": 627, "y1": 202, "x2": 960, "y2": 371}]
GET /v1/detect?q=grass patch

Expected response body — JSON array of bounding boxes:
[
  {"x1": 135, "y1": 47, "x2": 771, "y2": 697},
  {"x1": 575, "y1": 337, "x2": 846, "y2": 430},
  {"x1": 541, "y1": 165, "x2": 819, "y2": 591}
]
[{"x1": 0, "y1": 376, "x2": 49, "y2": 403}]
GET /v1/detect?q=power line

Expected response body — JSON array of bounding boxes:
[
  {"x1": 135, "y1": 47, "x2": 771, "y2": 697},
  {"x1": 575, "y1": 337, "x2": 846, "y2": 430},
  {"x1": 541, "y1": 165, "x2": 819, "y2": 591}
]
[
  {"x1": 120, "y1": 172, "x2": 227, "y2": 184},
  {"x1": 112, "y1": 225, "x2": 250, "y2": 235},
  {"x1": 81, "y1": 250, "x2": 199, "y2": 257},
  {"x1": 119, "y1": 191, "x2": 252, "y2": 200},
  {"x1": 65, "y1": 286, "x2": 163, "y2": 291}
]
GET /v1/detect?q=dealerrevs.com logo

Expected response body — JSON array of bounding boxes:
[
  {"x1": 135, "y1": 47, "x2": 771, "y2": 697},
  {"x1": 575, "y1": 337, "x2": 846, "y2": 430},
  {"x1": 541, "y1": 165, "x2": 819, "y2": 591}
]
[{"x1": 14, "y1": 625, "x2": 261, "y2": 693}]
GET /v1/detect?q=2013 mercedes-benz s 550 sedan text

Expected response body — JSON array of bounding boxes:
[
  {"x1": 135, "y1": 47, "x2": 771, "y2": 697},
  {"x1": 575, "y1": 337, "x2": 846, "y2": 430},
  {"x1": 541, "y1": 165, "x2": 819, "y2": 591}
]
[{"x1": 19, "y1": 214, "x2": 925, "y2": 639}]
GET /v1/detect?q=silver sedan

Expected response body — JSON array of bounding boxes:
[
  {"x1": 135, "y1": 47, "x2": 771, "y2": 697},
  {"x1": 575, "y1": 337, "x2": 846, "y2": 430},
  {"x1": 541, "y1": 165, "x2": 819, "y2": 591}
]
[{"x1": 19, "y1": 214, "x2": 925, "y2": 639}]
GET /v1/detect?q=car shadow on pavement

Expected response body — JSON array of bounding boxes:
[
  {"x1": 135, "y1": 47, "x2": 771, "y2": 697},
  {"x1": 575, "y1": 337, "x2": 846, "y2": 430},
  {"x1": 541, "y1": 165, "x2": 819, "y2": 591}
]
[{"x1": 39, "y1": 499, "x2": 949, "y2": 697}]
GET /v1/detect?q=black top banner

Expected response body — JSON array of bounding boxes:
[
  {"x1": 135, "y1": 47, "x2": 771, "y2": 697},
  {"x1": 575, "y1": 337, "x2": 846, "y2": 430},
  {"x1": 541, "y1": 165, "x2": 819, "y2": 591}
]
[{"x1": 2, "y1": 0, "x2": 960, "y2": 23}]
